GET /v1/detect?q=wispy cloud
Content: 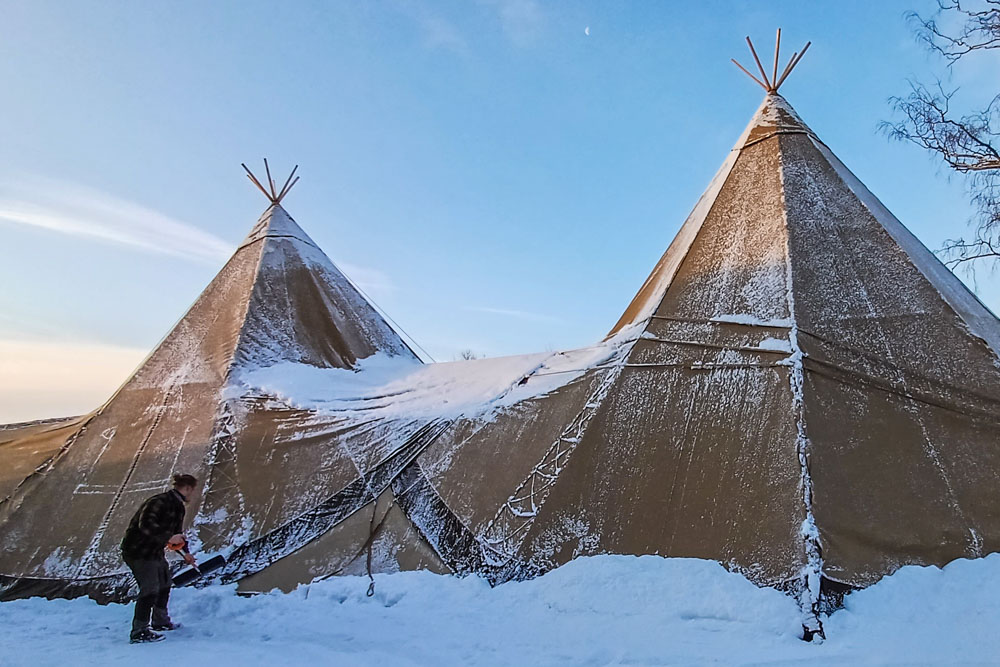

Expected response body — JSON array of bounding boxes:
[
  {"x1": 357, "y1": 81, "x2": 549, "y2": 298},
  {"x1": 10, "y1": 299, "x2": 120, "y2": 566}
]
[
  {"x1": 394, "y1": 0, "x2": 469, "y2": 54},
  {"x1": 0, "y1": 176, "x2": 232, "y2": 264},
  {"x1": 467, "y1": 305, "x2": 562, "y2": 323},
  {"x1": 483, "y1": 0, "x2": 546, "y2": 46},
  {"x1": 419, "y1": 14, "x2": 469, "y2": 52},
  {"x1": 396, "y1": 0, "x2": 547, "y2": 53}
]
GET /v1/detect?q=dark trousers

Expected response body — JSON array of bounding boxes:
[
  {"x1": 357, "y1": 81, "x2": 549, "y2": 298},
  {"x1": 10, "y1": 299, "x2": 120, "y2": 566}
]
[{"x1": 124, "y1": 555, "x2": 171, "y2": 635}]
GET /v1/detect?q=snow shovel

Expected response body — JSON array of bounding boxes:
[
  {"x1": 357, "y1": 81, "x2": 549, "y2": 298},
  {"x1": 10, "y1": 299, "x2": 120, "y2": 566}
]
[{"x1": 172, "y1": 551, "x2": 226, "y2": 588}]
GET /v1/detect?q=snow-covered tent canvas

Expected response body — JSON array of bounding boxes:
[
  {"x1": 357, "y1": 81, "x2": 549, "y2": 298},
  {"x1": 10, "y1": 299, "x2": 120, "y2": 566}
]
[{"x1": 3, "y1": 38, "x2": 1000, "y2": 638}]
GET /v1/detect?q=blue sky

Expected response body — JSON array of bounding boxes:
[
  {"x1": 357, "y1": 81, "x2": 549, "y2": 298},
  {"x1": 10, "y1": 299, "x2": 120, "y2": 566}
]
[{"x1": 1, "y1": 1, "x2": 997, "y2": 421}]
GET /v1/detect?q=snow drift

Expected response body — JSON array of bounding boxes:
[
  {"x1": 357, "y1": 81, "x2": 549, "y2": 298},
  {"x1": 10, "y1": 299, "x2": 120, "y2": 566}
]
[{"x1": 3, "y1": 553, "x2": 1000, "y2": 665}]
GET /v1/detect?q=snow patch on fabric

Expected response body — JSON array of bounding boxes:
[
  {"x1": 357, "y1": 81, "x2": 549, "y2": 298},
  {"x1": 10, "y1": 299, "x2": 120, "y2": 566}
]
[
  {"x1": 234, "y1": 339, "x2": 624, "y2": 421},
  {"x1": 711, "y1": 313, "x2": 793, "y2": 327}
]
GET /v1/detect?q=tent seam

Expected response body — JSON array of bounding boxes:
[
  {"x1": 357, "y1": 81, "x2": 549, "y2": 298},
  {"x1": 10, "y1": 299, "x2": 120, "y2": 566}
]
[{"x1": 776, "y1": 134, "x2": 825, "y2": 637}]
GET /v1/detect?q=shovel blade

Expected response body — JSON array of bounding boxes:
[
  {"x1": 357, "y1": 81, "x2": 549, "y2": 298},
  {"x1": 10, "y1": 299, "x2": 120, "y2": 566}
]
[{"x1": 172, "y1": 555, "x2": 227, "y2": 587}]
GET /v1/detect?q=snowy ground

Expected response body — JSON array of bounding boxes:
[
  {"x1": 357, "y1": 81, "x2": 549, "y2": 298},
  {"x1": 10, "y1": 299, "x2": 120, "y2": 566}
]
[{"x1": 4, "y1": 554, "x2": 999, "y2": 666}]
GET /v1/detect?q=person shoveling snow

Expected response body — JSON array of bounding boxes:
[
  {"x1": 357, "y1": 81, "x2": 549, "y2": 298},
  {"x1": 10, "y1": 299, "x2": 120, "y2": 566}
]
[{"x1": 119, "y1": 473, "x2": 198, "y2": 644}]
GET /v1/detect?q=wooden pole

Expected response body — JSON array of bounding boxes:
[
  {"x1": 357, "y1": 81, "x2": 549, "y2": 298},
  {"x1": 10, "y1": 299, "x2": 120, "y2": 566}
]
[
  {"x1": 731, "y1": 59, "x2": 769, "y2": 91},
  {"x1": 776, "y1": 51, "x2": 798, "y2": 90},
  {"x1": 263, "y1": 158, "x2": 276, "y2": 200},
  {"x1": 745, "y1": 36, "x2": 771, "y2": 90},
  {"x1": 276, "y1": 165, "x2": 299, "y2": 203},
  {"x1": 241, "y1": 163, "x2": 273, "y2": 201},
  {"x1": 280, "y1": 176, "x2": 300, "y2": 202},
  {"x1": 246, "y1": 174, "x2": 268, "y2": 199},
  {"x1": 775, "y1": 41, "x2": 810, "y2": 90},
  {"x1": 772, "y1": 29, "x2": 781, "y2": 91}
]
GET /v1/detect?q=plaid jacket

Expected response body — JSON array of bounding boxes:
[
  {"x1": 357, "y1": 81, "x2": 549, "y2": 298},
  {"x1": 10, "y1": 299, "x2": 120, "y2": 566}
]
[{"x1": 120, "y1": 489, "x2": 186, "y2": 560}]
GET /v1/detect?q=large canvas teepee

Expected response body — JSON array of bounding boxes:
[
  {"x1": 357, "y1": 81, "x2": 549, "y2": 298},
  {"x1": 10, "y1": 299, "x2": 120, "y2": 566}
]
[
  {"x1": 3, "y1": 47, "x2": 1000, "y2": 638},
  {"x1": 222, "y1": 92, "x2": 1000, "y2": 618}
]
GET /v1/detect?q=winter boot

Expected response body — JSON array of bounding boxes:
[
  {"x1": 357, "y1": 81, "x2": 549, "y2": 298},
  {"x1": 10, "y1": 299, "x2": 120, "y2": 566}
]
[
  {"x1": 152, "y1": 620, "x2": 181, "y2": 631},
  {"x1": 130, "y1": 627, "x2": 165, "y2": 644},
  {"x1": 151, "y1": 607, "x2": 180, "y2": 631}
]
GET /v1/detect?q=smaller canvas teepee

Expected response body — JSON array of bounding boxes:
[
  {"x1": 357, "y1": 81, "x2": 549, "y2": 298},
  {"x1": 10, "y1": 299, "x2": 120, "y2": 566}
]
[{"x1": 0, "y1": 164, "x2": 418, "y2": 601}]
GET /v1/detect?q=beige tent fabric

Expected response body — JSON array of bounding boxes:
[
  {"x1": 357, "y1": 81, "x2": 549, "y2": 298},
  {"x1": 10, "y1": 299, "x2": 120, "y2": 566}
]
[
  {"x1": 3, "y1": 93, "x2": 1000, "y2": 613},
  {"x1": 235, "y1": 488, "x2": 450, "y2": 595},
  {"x1": 0, "y1": 417, "x2": 86, "y2": 503}
]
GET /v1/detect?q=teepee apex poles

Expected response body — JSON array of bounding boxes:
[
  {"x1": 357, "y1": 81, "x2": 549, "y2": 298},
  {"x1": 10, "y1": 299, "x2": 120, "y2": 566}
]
[
  {"x1": 732, "y1": 29, "x2": 810, "y2": 94},
  {"x1": 242, "y1": 160, "x2": 300, "y2": 205}
]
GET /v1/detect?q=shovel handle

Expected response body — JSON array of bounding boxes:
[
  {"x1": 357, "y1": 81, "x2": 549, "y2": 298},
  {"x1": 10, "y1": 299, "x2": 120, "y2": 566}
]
[{"x1": 181, "y1": 547, "x2": 200, "y2": 571}]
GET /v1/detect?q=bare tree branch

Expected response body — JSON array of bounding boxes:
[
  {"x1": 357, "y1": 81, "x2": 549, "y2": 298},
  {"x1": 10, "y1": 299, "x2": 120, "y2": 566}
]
[
  {"x1": 908, "y1": 0, "x2": 1000, "y2": 63},
  {"x1": 942, "y1": 236, "x2": 1000, "y2": 267},
  {"x1": 886, "y1": 2, "x2": 1000, "y2": 270},
  {"x1": 883, "y1": 83, "x2": 1000, "y2": 170}
]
